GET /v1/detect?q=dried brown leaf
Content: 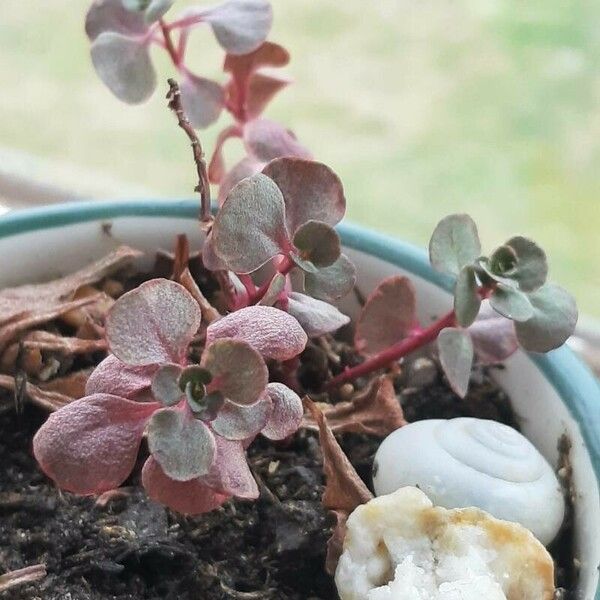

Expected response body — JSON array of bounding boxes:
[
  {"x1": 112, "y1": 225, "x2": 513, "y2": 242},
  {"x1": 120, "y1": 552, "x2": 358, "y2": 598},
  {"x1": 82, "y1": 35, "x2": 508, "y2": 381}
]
[
  {"x1": 39, "y1": 369, "x2": 94, "y2": 401},
  {"x1": 303, "y1": 398, "x2": 373, "y2": 513},
  {"x1": 303, "y1": 375, "x2": 406, "y2": 436},
  {"x1": 0, "y1": 563, "x2": 46, "y2": 593},
  {"x1": 0, "y1": 374, "x2": 73, "y2": 412},
  {"x1": 23, "y1": 331, "x2": 107, "y2": 355},
  {"x1": 304, "y1": 398, "x2": 374, "y2": 576},
  {"x1": 0, "y1": 246, "x2": 141, "y2": 325}
]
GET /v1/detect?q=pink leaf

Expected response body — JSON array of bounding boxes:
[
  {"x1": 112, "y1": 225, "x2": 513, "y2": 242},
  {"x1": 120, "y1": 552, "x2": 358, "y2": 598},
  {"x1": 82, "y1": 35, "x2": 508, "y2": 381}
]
[
  {"x1": 212, "y1": 174, "x2": 291, "y2": 273},
  {"x1": 354, "y1": 276, "x2": 418, "y2": 355},
  {"x1": 468, "y1": 300, "x2": 519, "y2": 364},
  {"x1": 180, "y1": 72, "x2": 224, "y2": 130},
  {"x1": 261, "y1": 383, "x2": 302, "y2": 440},
  {"x1": 286, "y1": 292, "x2": 350, "y2": 337},
  {"x1": 206, "y1": 305, "x2": 307, "y2": 360},
  {"x1": 85, "y1": 0, "x2": 148, "y2": 41},
  {"x1": 201, "y1": 339, "x2": 268, "y2": 406},
  {"x1": 202, "y1": 0, "x2": 273, "y2": 55},
  {"x1": 245, "y1": 69, "x2": 291, "y2": 120},
  {"x1": 86, "y1": 354, "x2": 158, "y2": 402},
  {"x1": 200, "y1": 435, "x2": 258, "y2": 499},
  {"x1": 224, "y1": 41, "x2": 290, "y2": 118},
  {"x1": 262, "y1": 157, "x2": 344, "y2": 235},
  {"x1": 142, "y1": 456, "x2": 229, "y2": 515},
  {"x1": 208, "y1": 125, "x2": 243, "y2": 184},
  {"x1": 33, "y1": 394, "x2": 158, "y2": 495},
  {"x1": 106, "y1": 279, "x2": 201, "y2": 365},
  {"x1": 244, "y1": 119, "x2": 311, "y2": 164},
  {"x1": 200, "y1": 232, "x2": 229, "y2": 271},
  {"x1": 216, "y1": 156, "x2": 264, "y2": 205},
  {"x1": 211, "y1": 395, "x2": 272, "y2": 440}
]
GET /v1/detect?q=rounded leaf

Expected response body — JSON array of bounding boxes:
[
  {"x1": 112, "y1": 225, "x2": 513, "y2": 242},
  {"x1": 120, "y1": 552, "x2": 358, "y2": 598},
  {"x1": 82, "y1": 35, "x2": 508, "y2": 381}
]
[
  {"x1": 216, "y1": 156, "x2": 264, "y2": 206},
  {"x1": 262, "y1": 157, "x2": 345, "y2": 235},
  {"x1": 142, "y1": 457, "x2": 229, "y2": 515},
  {"x1": 503, "y1": 236, "x2": 548, "y2": 292},
  {"x1": 437, "y1": 327, "x2": 474, "y2": 398},
  {"x1": 204, "y1": 0, "x2": 273, "y2": 55},
  {"x1": 85, "y1": 0, "x2": 148, "y2": 41},
  {"x1": 468, "y1": 301, "x2": 518, "y2": 365},
  {"x1": 147, "y1": 407, "x2": 216, "y2": 481},
  {"x1": 86, "y1": 354, "x2": 157, "y2": 401},
  {"x1": 354, "y1": 276, "x2": 417, "y2": 355},
  {"x1": 304, "y1": 254, "x2": 356, "y2": 302},
  {"x1": 91, "y1": 31, "x2": 156, "y2": 104},
  {"x1": 211, "y1": 395, "x2": 272, "y2": 440},
  {"x1": 429, "y1": 214, "x2": 481, "y2": 276},
  {"x1": 180, "y1": 73, "x2": 225, "y2": 130},
  {"x1": 515, "y1": 283, "x2": 578, "y2": 353},
  {"x1": 202, "y1": 339, "x2": 268, "y2": 406},
  {"x1": 212, "y1": 173, "x2": 291, "y2": 273},
  {"x1": 200, "y1": 436, "x2": 258, "y2": 499},
  {"x1": 151, "y1": 364, "x2": 183, "y2": 407},
  {"x1": 261, "y1": 383, "x2": 303, "y2": 440},
  {"x1": 293, "y1": 220, "x2": 341, "y2": 268},
  {"x1": 454, "y1": 266, "x2": 481, "y2": 327},
  {"x1": 106, "y1": 279, "x2": 201, "y2": 366},
  {"x1": 206, "y1": 305, "x2": 307, "y2": 360},
  {"x1": 244, "y1": 119, "x2": 311, "y2": 163},
  {"x1": 33, "y1": 394, "x2": 156, "y2": 495},
  {"x1": 286, "y1": 292, "x2": 350, "y2": 337},
  {"x1": 490, "y1": 285, "x2": 534, "y2": 322}
]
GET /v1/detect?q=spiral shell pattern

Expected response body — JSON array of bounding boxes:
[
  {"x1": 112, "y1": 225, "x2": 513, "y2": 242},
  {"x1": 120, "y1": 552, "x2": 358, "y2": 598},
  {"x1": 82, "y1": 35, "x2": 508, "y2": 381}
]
[{"x1": 372, "y1": 418, "x2": 565, "y2": 545}]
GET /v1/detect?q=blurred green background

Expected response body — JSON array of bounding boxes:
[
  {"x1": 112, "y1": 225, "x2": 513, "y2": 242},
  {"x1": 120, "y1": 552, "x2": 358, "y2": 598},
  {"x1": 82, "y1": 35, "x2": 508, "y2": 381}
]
[{"x1": 0, "y1": 0, "x2": 599, "y2": 316}]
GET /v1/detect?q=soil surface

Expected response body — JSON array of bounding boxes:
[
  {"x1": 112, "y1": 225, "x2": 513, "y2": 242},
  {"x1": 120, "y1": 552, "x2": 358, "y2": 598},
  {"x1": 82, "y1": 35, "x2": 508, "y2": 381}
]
[
  {"x1": 0, "y1": 255, "x2": 577, "y2": 599},
  {"x1": 0, "y1": 364, "x2": 577, "y2": 600}
]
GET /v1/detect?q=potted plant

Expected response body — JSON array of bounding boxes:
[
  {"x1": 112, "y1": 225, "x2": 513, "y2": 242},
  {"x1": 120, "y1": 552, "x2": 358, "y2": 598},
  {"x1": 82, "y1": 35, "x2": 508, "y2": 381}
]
[{"x1": 0, "y1": 1, "x2": 599, "y2": 598}]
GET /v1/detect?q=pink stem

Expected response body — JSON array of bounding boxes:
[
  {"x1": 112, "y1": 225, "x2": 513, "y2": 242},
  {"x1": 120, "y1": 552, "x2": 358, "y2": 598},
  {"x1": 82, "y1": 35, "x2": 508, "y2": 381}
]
[
  {"x1": 325, "y1": 310, "x2": 457, "y2": 389},
  {"x1": 248, "y1": 255, "x2": 296, "y2": 305},
  {"x1": 160, "y1": 19, "x2": 181, "y2": 66}
]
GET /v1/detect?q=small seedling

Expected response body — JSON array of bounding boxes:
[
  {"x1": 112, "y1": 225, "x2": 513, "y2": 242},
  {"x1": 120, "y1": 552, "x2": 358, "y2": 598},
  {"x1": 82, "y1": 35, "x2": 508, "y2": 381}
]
[
  {"x1": 329, "y1": 214, "x2": 577, "y2": 396},
  {"x1": 33, "y1": 279, "x2": 305, "y2": 513}
]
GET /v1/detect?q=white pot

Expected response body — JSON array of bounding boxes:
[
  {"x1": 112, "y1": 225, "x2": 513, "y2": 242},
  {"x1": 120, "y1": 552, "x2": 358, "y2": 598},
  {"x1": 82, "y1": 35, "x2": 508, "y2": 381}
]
[{"x1": 1, "y1": 200, "x2": 598, "y2": 599}]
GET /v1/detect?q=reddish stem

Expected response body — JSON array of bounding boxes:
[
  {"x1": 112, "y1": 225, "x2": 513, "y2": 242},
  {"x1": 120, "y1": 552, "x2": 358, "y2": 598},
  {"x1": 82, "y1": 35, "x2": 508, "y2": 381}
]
[
  {"x1": 160, "y1": 20, "x2": 180, "y2": 66},
  {"x1": 248, "y1": 255, "x2": 295, "y2": 305},
  {"x1": 325, "y1": 310, "x2": 457, "y2": 389}
]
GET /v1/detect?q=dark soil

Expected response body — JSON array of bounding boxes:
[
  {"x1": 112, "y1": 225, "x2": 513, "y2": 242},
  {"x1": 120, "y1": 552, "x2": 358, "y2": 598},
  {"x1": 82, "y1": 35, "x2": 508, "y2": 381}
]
[{"x1": 0, "y1": 256, "x2": 578, "y2": 599}]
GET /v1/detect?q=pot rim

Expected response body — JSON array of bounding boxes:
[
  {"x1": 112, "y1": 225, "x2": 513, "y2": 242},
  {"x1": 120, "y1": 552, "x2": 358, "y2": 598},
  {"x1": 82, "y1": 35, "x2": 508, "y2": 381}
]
[{"x1": 2, "y1": 198, "x2": 600, "y2": 595}]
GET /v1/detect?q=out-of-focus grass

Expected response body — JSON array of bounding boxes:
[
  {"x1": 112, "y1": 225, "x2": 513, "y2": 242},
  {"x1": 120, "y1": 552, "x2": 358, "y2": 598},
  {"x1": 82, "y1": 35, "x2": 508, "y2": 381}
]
[{"x1": 1, "y1": 1, "x2": 599, "y2": 315}]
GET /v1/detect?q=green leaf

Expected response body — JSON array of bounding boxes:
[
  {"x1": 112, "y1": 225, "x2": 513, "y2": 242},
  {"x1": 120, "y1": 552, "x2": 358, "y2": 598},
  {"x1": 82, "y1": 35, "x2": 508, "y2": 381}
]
[
  {"x1": 186, "y1": 390, "x2": 224, "y2": 421},
  {"x1": 490, "y1": 285, "x2": 534, "y2": 322},
  {"x1": 212, "y1": 173, "x2": 291, "y2": 274},
  {"x1": 454, "y1": 266, "x2": 481, "y2": 327},
  {"x1": 304, "y1": 253, "x2": 356, "y2": 302},
  {"x1": 151, "y1": 364, "x2": 183, "y2": 406},
  {"x1": 515, "y1": 283, "x2": 578, "y2": 352},
  {"x1": 201, "y1": 339, "x2": 268, "y2": 406},
  {"x1": 429, "y1": 214, "x2": 481, "y2": 276},
  {"x1": 437, "y1": 327, "x2": 474, "y2": 398},
  {"x1": 292, "y1": 220, "x2": 341, "y2": 269},
  {"x1": 503, "y1": 236, "x2": 548, "y2": 292},
  {"x1": 211, "y1": 395, "x2": 272, "y2": 440},
  {"x1": 147, "y1": 408, "x2": 216, "y2": 481},
  {"x1": 90, "y1": 31, "x2": 156, "y2": 104},
  {"x1": 489, "y1": 244, "x2": 518, "y2": 276}
]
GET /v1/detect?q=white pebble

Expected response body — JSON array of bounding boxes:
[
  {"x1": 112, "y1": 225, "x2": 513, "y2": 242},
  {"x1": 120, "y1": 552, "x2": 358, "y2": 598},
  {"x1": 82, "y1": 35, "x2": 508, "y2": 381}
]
[{"x1": 335, "y1": 486, "x2": 555, "y2": 600}]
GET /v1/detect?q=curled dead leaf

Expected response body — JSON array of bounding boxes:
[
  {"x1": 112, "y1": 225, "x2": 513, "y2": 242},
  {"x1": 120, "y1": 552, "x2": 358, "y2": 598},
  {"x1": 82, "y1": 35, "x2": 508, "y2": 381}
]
[
  {"x1": 303, "y1": 376, "x2": 406, "y2": 436},
  {"x1": 303, "y1": 397, "x2": 373, "y2": 575},
  {"x1": 0, "y1": 374, "x2": 73, "y2": 412}
]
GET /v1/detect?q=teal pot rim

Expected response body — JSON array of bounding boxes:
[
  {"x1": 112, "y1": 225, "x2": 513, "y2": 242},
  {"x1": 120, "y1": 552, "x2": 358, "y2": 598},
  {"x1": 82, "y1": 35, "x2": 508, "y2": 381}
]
[{"x1": 2, "y1": 199, "x2": 600, "y2": 596}]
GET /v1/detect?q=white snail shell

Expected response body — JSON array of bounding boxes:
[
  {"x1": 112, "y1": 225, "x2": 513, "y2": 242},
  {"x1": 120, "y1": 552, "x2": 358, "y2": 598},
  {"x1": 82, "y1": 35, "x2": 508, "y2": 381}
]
[{"x1": 372, "y1": 418, "x2": 565, "y2": 545}]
